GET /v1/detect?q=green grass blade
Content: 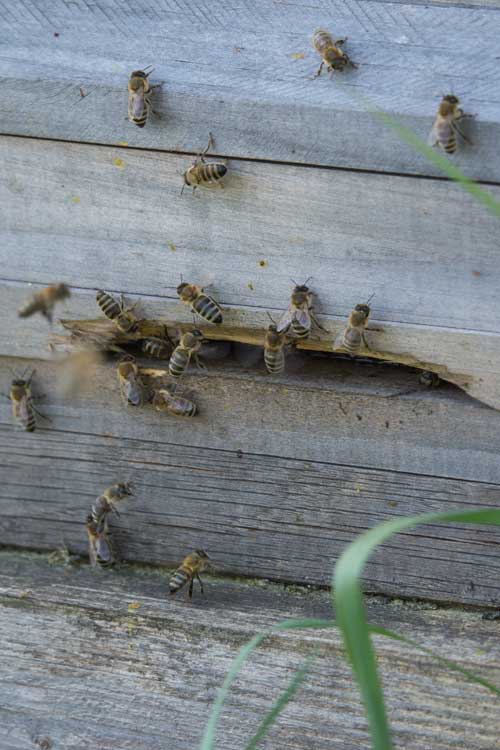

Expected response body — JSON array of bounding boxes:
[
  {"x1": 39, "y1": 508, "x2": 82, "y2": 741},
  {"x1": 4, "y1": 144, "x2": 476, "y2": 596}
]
[
  {"x1": 244, "y1": 656, "x2": 315, "y2": 750},
  {"x1": 333, "y1": 507, "x2": 500, "y2": 750}
]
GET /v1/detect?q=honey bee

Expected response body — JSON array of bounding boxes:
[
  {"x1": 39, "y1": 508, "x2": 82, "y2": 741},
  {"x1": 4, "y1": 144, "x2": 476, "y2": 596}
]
[
  {"x1": 86, "y1": 514, "x2": 116, "y2": 568},
  {"x1": 334, "y1": 300, "x2": 376, "y2": 355},
  {"x1": 152, "y1": 383, "x2": 197, "y2": 417},
  {"x1": 128, "y1": 67, "x2": 161, "y2": 128},
  {"x1": 96, "y1": 290, "x2": 140, "y2": 334},
  {"x1": 277, "y1": 278, "x2": 325, "y2": 339},
  {"x1": 182, "y1": 133, "x2": 227, "y2": 194},
  {"x1": 177, "y1": 282, "x2": 223, "y2": 325},
  {"x1": 18, "y1": 283, "x2": 71, "y2": 323},
  {"x1": 141, "y1": 327, "x2": 173, "y2": 359},
  {"x1": 419, "y1": 370, "x2": 441, "y2": 388},
  {"x1": 312, "y1": 28, "x2": 357, "y2": 76},
  {"x1": 264, "y1": 320, "x2": 287, "y2": 374},
  {"x1": 91, "y1": 481, "x2": 134, "y2": 526},
  {"x1": 9, "y1": 371, "x2": 46, "y2": 432},
  {"x1": 429, "y1": 95, "x2": 472, "y2": 154},
  {"x1": 169, "y1": 549, "x2": 211, "y2": 599},
  {"x1": 116, "y1": 359, "x2": 146, "y2": 406},
  {"x1": 169, "y1": 329, "x2": 205, "y2": 378}
]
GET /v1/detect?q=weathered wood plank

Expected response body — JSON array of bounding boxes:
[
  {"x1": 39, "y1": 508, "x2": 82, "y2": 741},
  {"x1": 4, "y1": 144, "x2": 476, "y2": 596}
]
[
  {"x1": 1, "y1": 0, "x2": 500, "y2": 179},
  {"x1": 0, "y1": 551, "x2": 499, "y2": 750},
  {"x1": 1, "y1": 363, "x2": 500, "y2": 604},
  {"x1": 2, "y1": 136, "x2": 500, "y2": 408}
]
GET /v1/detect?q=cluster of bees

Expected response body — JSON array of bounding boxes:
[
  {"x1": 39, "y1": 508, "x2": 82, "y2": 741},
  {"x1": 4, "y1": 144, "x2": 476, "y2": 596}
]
[{"x1": 6, "y1": 25, "x2": 459, "y2": 592}]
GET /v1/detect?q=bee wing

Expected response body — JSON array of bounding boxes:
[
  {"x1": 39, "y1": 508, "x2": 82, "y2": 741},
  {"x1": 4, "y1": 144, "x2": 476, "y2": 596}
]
[
  {"x1": 129, "y1": 90, "x2": 145, "y2": 119},
  {"x1": 95, "y1": 535, "x2": 114, "y2": 564},
  {"x1": 276, "y1": 307, "x2": 294, "y2": 333},
  {"x1": 16, "y1": 396, "x2": 30, "y2": 423},
  {"x1": 86, "y1": 527, "x2": 99, "y2": 566},
  {"x1": 333, "y1": 330, "x2": 346, "y2": 350},
  {"x1": 295, "y1": 309, "x2": 311, "y2": 329},
  {"x1": 428, "y1": 117, "x2": 452, "y2": 148},
  {"x1": 427, "y1": 117, "x2": 441, "y2": 146},
  {"x1": 123, "y1": 378, "x2": 143, "y2": 406}
]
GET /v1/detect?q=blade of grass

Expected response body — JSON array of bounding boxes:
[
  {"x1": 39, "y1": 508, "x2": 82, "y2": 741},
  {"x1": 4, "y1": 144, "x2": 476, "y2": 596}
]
[
  {"x1": 244, "y1": 655, "x2": 315, "y2": 750},
  {"x1": 333, "y1": 507, "x2": 500, "y2": 750}
]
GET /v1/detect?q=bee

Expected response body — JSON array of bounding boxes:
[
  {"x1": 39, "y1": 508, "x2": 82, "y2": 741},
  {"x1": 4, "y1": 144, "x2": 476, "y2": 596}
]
[
  {"x1": 182, "y1": 133, "x2": 227, "y2": 194},
  {"x1": 419, "y1": 370, "x2": 441, "y2": 388},
  {"x1": 169, "y1": 329, "x2": 205, "y2": 378},
  {"x1": 177, "y1": 282, "x2": 223, "y2": 325},
  {"x1": 117, "y1": 359, "x2": 146, "y2": 406},
  {"x1": 169, "y1": 549, "x2": 211, "y2": 599},
  {"x1": 18, "y1": 283, "x2": 71, "y2": 323},
  {"x1": 429, "y1": 95, "x2": 472, "y2": 154},
  {"x1": 264, "y1": 320, "x2": 287, "y2": 374},
  {"x1": 9, "y1": 371, "x2": 45, "y2": 432},
  {"x1": 86, "y1": 514, "x2": 116, "y2": 568},
  {"x1": 96, "y1": 290, "x2": 139, "y2": 334},
  {"x1": 312, "y1": 28, "x2": 357, "y2": 76},
  {"x1": 334, "y1": 300, "x2": 376, "y2": 355},
  {"x1": 152, "y1": 383, "x2": 197, "y2": 417},
  {"x1": 91, "y1": 481, "x2": 134, "y2": 526},
  {"x1": 141, "y1": 336, "x2": 172, "y2": 360},
  {"x1": 128, "y1": 66, "x2": 161, "y2": 128},
  {"x1": 277, "y1": 278, "x2": 325, "y2": 339}
]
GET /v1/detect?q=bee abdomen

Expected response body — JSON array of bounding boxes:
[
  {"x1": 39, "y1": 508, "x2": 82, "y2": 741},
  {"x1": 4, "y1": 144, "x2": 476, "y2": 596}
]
[
  {"x1": 291, "y1": 321, "x2": 310, "y2": 338},
  {"x1": 264, "y1": 350, "x2": 285, "y2": 374},
  {"x1": 18, "y1": 299, "x2": 40, "y2": 318},
  {"x1": 193, "y1": 296, "x2": 223, "y2": 325},
  {"x1": 96, "y1": 290, "x2": 121, "y2": 320},
  {"x1": 343, "y1": 330, "x2": 362, "y2": 354},
  {"x1": 24, "y1": 406, "x2": 36, "y2": 432},
  {"x1": 169, "y1": 568, "x2": 190, "y2": 594},
  {"x1": 444, "y1": 137, "x2": 457, "y2": 153},
  {"x1": 199, "y1": 163, "x2": 227, "y2": 184},
  {"x1": 313, "y1": 29, "x2": 333, "y2": 53},
  {"x1": 142, "y1": 338, "x2": 171, "y2": 359},
  {"x1": 170, "y1": 398, "x2": 197, "y2": 418},
  {"x1": 169, "y1": 348, "x2": 190, "y2": 378}
]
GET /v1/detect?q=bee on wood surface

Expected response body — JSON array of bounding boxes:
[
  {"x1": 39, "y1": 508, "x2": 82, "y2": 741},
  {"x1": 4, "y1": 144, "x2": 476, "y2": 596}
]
[
  {"x1": 177, "y1": 282, "x2": 223, "y2": 325},
  {"x1": 264, "y1": 320, "x2": 287, "y2": 374},
  {"x1": 18, "y1": 283, "x2": 71, "y2": 323},
  {"x1": 169, "y1": 549, "x2": 211, "y2": 599},
  {"x1": 429, "y1": 95, "x2": 472, "y2": 154},
  {"x1": 91, "y1": 481, "x2": 134, "y2": 526},
  {"x1": 277, "y1": 278, "x2": 325, "y2": 339},
  {"x1": 419, "y1": 370, "x2": 441, "y2": 388},
  {"x1": 312, "y1": 28, "x2": 357, "y2": 76},
  {"x1": 334, "y1": 298, "x2": 380, "y2": 355},
  {"x1": 169, "y1": 329, "x2": 205, "y2": 378},
  {"x1": 86, "y1": 514, "x2": 116, "y2": 568},
  {"x1": 128, "y1": 66, "x2": 162, "y2": 128},
  {"x1": 116, "y1": 359, "x2": 146, "y2": 406},
  {"x1": 141, "y1": 326, "x2": 174, "y2": 359},
  {"x1": 152, "y1": 383, "x2": 197, "y2": 417},
  {"x1": 96, "y1": 290, "x2": 140, "y2": 334},
  {"x1": 182, "y1": 133, "x2": 227, "y2": 194},
  {"x1": 8, "y1": 371, "x2": 47, "y2": 432}
]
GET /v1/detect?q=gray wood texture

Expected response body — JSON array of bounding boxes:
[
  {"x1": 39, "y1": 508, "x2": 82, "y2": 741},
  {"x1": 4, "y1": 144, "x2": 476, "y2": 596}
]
[
  {"x1": 1, "y1": 551, "x2": 499, "y2": 750},
  {"x1": 1, "y1": 357, "x2": 500, "y2": 606},
  {"x1": 2, "y1": 136, "x2": 500, "y2": 409},
  {"x1": 1, "y1": 0, "x2": 500, "y2": 180}
]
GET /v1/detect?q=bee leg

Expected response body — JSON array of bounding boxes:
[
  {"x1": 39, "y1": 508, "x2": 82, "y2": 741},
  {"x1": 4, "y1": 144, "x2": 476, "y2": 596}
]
[
  {"x1": 310, "y1": 312, "x2": 328, "y2": 332},
  {"x1": 188, "y1": 578, "x2": 194, "y2": 599},
  {"x1": 196, "y1": 574, "x2": 204, "y2": 595},
  {"x1": 194, "y1": 355, "x2": 207, "y2": 372},
  {"x1": 314, "y1": 61, "x2": 324, "y2": 78},
  {"x1": 335, "y1": 38, "x2": 347, "y2": 46},
  {"x1": 32, "y1": 405, "x2": 52, "y2": 423},
  {"x1": 452, "y1": 121, "x2": 473, "y2": 145},
  {"x1": 202, "y1": 132, "x2": 215, "y2": 157},
  {"x1": 361, "y1": 333, "x2": 372, "y2": 351}
]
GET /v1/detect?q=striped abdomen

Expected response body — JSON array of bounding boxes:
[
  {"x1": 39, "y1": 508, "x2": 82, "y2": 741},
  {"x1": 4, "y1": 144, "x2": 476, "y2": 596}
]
[
  {"x1": 291, "y1": 320, "x2": 310, "y2": 339},
  {"x1": 169, "y1": 566, "x2": 191, "y2": 594},
  {"x1": 264, "y1": 348, "x2": 285, "y2": 374},
  {"x1": 12, "y1": 395, "x2": 36, "y2": 432},
  {"x1": 167, "y1": 396, "x2": 197, "y2": 418},
  {"x1": 188, "y1": 163, "x2": 227, "y2": 187},
  {"x1": 169, "y1": 346, "x2": 191, "y2": 377},
  {"x1": 18, "y1": 296, "x2": 42, "y2": 319},
  {"x1": 437, "y1": 121, "x2": 456, "y2": 153},
  {"x1": 312, "y1": 29, "x2": 334, "y2": 55},
  {"x1": 192, "y1": 295, "x2": 223, "y2": 325},
  {"x1": 142, "y1": 338, "x2": 171, "y2": 359},
  {"x1": 342, "y1": 327, "x2": 363, "y2": 354},
  {"x1": 96, "y1": 290, "x2": 121, "y2": 320}
]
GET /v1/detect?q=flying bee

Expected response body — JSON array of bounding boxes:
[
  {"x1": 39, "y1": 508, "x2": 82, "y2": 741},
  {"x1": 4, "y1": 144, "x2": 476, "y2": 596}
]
[
  {"x1": 334, "y1": 298, "x2": 379, "y2": 355},
  {"x1": 18, "y1": 283, "x2": 71, "y2": 323},
  {"x1": 8, "y1": 371, "x2": 47, "y2": 432},
  {"x1": 312, "y1": 28, "x2": 357, "y2": 76},
  {"x1": 428, "y1": 95, "x2": 473, "y2": 154},
  {"x1": 96, "y1": 290, "x2": 140, "y2": 334},
  {"x1": 182, "y1": 133, "x2": 227, "y2": 194},
  {"x1": 86, "y1": 514, "x2": 116, "y2": 568},
  {"x1": 169, "y1": 549, "x2": 211, "y2": 599},
  {"x1": 128, "y1": 66, "x2": 161, "y2": 128},
  {"x1": 152, "y1": 383, "x2": 197, "y2": 417},
  {"x1": 91, "y1": 481, "x2": 134, "y2": 526},
  {"x1": 264, "y1": 319, "x2": 287, "y2": 375},
  {"x1": 177, "y1": 281, "x2": 223, "y2": 325},
  {"x1": 116, "y1": 359, "x2": 146, "y2": 406},
  {"x1": 277, "y1": 278, "x2": 325, "y2": 339},
  {"x1": 169, "y1": 329, "x2": 205, "y2": 378}
]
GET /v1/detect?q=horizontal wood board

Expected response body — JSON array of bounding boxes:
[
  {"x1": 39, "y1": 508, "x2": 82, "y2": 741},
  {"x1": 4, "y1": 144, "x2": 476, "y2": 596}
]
[
  {"x1": 2, "y1": 136, "x2": 500, "y2": 408},
  {"x1": 1, "y1": 357, "x2": 500, "y2": 605},
  {"x1": 1, "y1": 0, "x2": 500, "y2": 179},
  {"x1": 1, "y1": 551, "x2": 499, "y2": 750}
]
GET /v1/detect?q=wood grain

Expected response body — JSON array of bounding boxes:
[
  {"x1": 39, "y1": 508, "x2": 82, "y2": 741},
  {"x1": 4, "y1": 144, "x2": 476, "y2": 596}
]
[
  {"x1": 2, "y1": 136, "x2": 500, "y2": 408},
  {"x1": 1, "y1": 0, "x2": 500, "y2": 179},
  {"x1": 0, "y1": 551, "x2": 499, "y2": 750}
]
